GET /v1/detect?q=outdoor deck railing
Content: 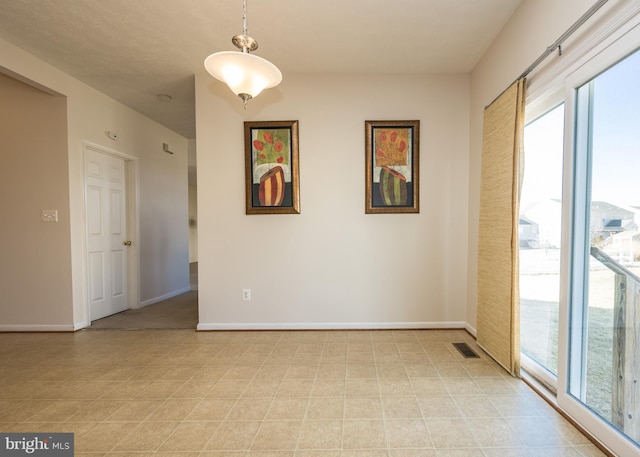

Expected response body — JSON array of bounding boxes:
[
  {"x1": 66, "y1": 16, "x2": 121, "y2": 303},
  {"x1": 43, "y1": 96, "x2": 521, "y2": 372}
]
[{"x1": 590, "y1": 246, "x2": 639, "y2": 442}]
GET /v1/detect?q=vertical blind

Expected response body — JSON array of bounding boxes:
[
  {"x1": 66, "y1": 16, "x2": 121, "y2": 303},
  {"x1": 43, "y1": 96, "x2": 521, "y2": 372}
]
[{"x1": 476, "y1": 78, "x2": 526, "y2": 376}]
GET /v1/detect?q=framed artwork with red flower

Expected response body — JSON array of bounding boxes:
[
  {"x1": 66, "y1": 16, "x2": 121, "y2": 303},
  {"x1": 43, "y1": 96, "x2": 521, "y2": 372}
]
[
  {"x1": 365, "y1": 120, "x2": 420, "y2": 214},
  {"x1": 244, "y1": 120, "x2": 300, "y2": 214}
]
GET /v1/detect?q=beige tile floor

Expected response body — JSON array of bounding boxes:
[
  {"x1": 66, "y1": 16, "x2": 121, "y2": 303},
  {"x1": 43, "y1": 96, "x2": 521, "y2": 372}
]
[
  {"x1": 88, "y1": 290, "x2": 198, "y2": 330},
  {"x1": 0, "y1": 329, "x2": 607, "y2": 456}
]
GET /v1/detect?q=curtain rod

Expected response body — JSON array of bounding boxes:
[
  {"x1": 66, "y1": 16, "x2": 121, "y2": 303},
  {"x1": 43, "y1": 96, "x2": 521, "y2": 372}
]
[{"x1": 485, "y1": 0, "x2": 609, "y2": 109}]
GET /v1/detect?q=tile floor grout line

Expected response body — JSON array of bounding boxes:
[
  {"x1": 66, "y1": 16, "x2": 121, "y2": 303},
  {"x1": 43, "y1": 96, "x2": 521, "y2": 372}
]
[
  {"x1": 0, "y1": 329, "x2": 611, "y2": 456},
  {"x1": 239, "y1": 331, "x2": 302, "y2": 453}
]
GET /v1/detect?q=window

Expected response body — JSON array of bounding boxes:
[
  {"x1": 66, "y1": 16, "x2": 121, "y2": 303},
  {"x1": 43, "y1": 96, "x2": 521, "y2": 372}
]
[{"x1": 520, "y1": 103, "x2": 564, "y2": 378}]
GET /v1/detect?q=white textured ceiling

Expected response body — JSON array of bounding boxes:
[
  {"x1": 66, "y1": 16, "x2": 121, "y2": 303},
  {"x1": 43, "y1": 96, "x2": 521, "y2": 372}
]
[{"x1": 0, "y1": 0, "x2": 523, "y2": 139}]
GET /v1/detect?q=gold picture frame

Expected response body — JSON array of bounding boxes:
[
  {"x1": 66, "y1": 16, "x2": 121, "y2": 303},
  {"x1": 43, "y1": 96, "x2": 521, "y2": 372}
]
[
  {"x1": 244, "y1": 120, "x2": 301, "y2": 214},
  {"x1": 365, "y1": 120, "x2": 420, "y2": 214}
]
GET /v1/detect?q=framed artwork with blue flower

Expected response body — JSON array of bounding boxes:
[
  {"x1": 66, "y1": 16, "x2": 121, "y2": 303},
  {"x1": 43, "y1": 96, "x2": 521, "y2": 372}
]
[
  {"x1": 244, "y1": 120, "x2": 300, "y2": 214},
  {"x1": 365, "y1": 120, "x2": 420, "y2": 214}
]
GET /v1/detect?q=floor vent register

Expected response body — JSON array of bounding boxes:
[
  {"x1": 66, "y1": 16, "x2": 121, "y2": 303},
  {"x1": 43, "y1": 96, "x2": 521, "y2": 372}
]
[{"x1": 452, "y1": 342, "x2": 480, "y2": 359}]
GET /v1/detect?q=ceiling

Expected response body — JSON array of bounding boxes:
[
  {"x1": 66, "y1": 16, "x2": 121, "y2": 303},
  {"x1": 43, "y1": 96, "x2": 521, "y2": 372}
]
[{"x1": 0, "y1": 0, "x2": 523, "y2": 139}]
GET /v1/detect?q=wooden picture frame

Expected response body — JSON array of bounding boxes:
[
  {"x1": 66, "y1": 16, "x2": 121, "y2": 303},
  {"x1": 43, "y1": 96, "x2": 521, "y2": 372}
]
[
  {"x1": 244, "y1": 120, "x2": 300, "y2": 214},
  {"x1": 365, "y1": 120, "x2": 420, "y2": 213}
]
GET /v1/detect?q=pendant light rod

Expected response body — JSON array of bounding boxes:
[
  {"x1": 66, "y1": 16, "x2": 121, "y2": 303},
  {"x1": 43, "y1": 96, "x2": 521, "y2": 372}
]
[
  {"x1": 238, "y1": 0, "x2": 249, "y2": 53},
  {"x1": 242, "y1": 0, "x2": 248, "y2": 38},
  {"x1": 231, "y1": 0, "x2": 257, "y2": 54}
]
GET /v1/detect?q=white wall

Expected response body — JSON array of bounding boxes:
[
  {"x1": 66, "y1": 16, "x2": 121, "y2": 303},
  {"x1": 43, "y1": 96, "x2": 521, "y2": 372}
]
[
  {"x1": 467, "y1": 0, "x2": 598, "y2": 332},
  {"x1": 0, "y1": 37, "x2": 190, "y2": 330},
  {"x1": 196, "y1": 72, "x2": 470, "y2": 329}
]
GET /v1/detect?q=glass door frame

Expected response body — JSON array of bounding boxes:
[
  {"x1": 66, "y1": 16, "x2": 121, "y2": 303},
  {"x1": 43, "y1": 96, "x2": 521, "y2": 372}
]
[{"x1": 557, "y1": 20, "x2": 640, "y2": 457}]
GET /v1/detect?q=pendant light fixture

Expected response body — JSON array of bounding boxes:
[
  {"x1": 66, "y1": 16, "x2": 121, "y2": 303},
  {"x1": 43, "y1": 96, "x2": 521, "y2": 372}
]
[{"x1": 204, "y1": 0, "x2": 282, "y2": 109}]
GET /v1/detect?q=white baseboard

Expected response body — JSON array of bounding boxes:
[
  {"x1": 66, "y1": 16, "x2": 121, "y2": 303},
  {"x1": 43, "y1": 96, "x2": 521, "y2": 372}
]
[
  {"x1": 74, "y1": 320, "x2": 91, "y2": 331},
  {"x1": 465, "y1": 323, "x2": 477, "y2": 337},
  {"x1": 0, "y1": 324, "x2": 76, "y2": 332},
  {"x1": 197, "y1": 321, "x2": 467, "y2": 331},
  {"x1": 139, "y1": 287, "x2": 191, "y2": 308},
  {"x1": 0, "y1": 319, "x2": 471, "y2": 333}
]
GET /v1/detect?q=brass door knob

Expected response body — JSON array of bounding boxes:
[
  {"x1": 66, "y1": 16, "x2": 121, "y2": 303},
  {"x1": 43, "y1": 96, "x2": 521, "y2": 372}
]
[{"x1": 123, "y1": 240, "x2": 133, "y2": 246}]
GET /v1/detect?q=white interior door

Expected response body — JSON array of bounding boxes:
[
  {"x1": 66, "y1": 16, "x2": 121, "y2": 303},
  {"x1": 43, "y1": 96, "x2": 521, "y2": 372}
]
[{"x1": 85, "y1": 148, "x2": 128, "y2": 321}]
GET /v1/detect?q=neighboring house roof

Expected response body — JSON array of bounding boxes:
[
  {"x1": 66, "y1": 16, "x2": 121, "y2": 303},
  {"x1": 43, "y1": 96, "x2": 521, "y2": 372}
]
[
  {"x1": 591, "y1": 201, "x2": 635, "y2": 217},
  {"x1": 522, "y1": 199, "x2": 636, "y2": 225}
]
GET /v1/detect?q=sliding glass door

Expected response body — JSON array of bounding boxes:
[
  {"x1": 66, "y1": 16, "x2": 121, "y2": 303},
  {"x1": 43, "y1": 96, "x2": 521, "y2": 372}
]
[
  {"x1": 567, "y1": 47, "x2": 640, "y2": 450},
  {"x1": 521, "y1": 14, "x2": 640, "y2": 453}
]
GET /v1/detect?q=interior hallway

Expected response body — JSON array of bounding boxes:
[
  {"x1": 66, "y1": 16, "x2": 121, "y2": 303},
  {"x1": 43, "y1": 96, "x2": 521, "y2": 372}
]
[
  {"x1": 88, "y1": 291, "x2": 198, "y2": 330},
  {"x1": 88, "y1": 262, "x2": 198, "y2": 330}
]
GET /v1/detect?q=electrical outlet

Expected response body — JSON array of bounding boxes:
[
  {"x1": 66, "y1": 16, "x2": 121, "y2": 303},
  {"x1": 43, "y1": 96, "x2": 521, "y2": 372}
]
[
  {"x1": 242, "y1": 288, "x2": 251, "y2": 301},
  {"x1": 41, "y1": 209, "x2": 58, "y2": 222}
]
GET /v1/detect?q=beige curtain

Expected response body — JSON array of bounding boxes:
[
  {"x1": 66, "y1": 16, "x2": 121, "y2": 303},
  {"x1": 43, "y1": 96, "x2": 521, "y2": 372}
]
[{"x1": 476, "y1": 78, "x2": 526, "y2": 377}]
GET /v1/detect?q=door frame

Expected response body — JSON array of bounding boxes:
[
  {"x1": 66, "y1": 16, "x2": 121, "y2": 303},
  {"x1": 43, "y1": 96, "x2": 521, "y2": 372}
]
[{"x1": 82, "y1": 140, "x2": 140, "y2": 322}]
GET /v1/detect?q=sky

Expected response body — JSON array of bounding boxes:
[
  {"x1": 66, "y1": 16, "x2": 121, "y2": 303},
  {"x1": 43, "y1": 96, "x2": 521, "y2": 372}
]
[
  {"x1": 591, "y1": 48, "x2": 640, "y2": 207},
  {"x1": 521, "y1": 104, "x2": 564, "y2": 209},
  {"x1": 521, "y1": 47, "x2": 640, "y2": 210}
]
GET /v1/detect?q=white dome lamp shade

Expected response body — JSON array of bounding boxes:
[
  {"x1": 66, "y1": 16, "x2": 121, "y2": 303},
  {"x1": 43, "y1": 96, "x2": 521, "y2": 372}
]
[
  {"x1": 204, "y1": 0, "x2": 282, "y2": 109},
  {"x1": 204, "y1": 51, "x2": 282, "y2": 104}
]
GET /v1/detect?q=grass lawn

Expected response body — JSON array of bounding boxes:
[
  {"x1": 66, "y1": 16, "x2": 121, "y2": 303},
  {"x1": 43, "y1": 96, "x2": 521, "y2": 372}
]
[{"x1": 519, "y1": 249, "x2": 633, "y2": 422}]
